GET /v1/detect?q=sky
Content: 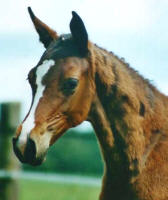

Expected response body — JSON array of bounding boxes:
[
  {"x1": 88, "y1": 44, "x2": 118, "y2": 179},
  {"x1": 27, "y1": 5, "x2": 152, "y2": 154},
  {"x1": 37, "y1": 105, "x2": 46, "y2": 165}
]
[{"x1": 0, "y1": 0, "x2": 168, "y2": 131}]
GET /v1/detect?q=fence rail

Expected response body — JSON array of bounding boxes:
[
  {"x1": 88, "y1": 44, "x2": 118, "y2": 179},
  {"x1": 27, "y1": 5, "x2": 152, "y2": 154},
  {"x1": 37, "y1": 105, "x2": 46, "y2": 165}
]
[{"x1": 0, "y1": 170, "x2": 101, "y2": 187}]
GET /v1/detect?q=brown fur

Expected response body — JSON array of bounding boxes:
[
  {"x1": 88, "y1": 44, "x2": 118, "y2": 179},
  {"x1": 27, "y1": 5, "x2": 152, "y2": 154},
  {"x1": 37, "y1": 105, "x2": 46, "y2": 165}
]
[
  {"x1": 14, "y1": 10, "x2": 168, "y2": 200},
  {"x1": 28, "y1": 7, "x2": 58, "y2": 48},
  {"x1": 88, "y1": 43, "x2": 168, "y2": 200}
]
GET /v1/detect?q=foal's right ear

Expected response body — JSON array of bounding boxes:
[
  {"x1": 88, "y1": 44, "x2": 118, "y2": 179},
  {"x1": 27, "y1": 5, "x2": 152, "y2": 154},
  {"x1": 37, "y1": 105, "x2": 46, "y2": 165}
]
[{"x1": 28, "y1": 7, "x2": 58, "y2": 48}]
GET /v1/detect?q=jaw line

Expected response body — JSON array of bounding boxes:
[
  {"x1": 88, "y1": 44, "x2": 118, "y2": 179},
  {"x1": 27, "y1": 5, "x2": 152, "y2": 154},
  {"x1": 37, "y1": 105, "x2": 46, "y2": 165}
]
[{"x1": 49, "y1": 128, "x2": 67, "y2": 146}]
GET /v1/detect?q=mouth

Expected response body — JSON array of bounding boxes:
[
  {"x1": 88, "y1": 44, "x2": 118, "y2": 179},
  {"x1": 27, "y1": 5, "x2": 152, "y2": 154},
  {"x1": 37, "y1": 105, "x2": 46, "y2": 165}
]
[
  {"x1": 13, "y1": 115, "x2": 68, "y2": 166},
  {"x1": 12, "y1": 137, "x2": 46, "y2": 166}
]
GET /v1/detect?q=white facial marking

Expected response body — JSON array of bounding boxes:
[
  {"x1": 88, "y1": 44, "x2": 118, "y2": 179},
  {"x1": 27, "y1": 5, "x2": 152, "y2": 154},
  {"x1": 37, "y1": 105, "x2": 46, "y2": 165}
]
[
  {"x1": 18, "y1": 59, "x2": 55, "y2": 146},
  {"x1": 35, "y1": 131, "x2": 52, "y2": 157}
]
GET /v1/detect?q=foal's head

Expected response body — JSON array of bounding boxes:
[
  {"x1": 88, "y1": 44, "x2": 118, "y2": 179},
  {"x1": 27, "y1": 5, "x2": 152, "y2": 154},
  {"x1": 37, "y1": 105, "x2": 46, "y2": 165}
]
[{"x1": 13, "y1": 8, "x2": 95, "y2": 165}]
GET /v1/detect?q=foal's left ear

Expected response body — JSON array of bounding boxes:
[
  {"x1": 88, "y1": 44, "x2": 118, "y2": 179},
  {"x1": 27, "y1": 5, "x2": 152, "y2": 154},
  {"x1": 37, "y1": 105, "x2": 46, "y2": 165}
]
[
  {"x1": 28, "y1": 7, "x2": 58, "y2": 48},
  {"x1": 70, "y1": 11, "x2": 88, "y2": 56}
]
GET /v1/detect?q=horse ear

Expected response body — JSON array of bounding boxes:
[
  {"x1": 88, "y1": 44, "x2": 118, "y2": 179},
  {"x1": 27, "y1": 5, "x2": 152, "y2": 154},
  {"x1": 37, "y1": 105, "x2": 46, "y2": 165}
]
[
  {"x1": 70, "y1": 11, "x2": 88, "y2": 56},
  {"x1": 28, "y1": 7, "x2": 58, "y2": 48}
]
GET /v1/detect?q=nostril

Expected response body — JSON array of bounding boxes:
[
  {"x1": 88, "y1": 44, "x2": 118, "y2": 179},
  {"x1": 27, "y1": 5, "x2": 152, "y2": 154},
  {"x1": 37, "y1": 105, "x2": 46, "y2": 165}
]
[
  {"x1": 24, "y1": 138, "x2": 36, "y2": 163},
  {"x1": 12, "y1": 137, "x2": 17, "y2": 146},
  {"x1": 12, "y1": 137, "x2": 25, "y2": 163},
  {"x1": 13, "y1": 137, "x2": 43, "y2": 166}
]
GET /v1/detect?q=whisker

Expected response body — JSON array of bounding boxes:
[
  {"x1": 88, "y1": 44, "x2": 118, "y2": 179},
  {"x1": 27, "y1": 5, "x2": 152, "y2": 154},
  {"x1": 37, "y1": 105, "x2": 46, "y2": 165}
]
[
  {"x1": 47, "y1": 113, "x2": 63, "y2": 122},
  {"x1": 47, "y1": 117, "x2": 64, "y2": 127},
  {"x1": 47, "y1": 118, "x2": 66, "y2": 132}
]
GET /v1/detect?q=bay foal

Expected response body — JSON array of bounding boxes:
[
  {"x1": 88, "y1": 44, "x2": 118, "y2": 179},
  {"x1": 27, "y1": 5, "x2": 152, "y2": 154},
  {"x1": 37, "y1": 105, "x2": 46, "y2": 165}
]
[{"x1": 13, "y1": 8, "x2": 168, "y2": 200}]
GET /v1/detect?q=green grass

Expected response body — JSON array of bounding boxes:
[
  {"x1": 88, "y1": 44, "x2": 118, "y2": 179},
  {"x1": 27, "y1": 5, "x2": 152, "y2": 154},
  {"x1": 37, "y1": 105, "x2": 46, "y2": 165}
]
[{"x1": 19, "y1": 179, "x2": 100, "y2": 200}]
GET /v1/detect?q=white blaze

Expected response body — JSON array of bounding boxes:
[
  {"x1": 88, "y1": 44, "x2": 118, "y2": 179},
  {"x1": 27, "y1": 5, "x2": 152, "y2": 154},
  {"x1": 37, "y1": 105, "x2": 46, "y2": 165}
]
[{"x1": 18, "y1": 59, "x2": 55, "y2": 146}]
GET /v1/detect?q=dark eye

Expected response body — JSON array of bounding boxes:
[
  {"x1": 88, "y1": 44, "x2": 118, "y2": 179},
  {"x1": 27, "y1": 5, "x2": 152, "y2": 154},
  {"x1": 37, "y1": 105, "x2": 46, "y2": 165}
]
[{"x1": 62, "y1": 78, "x2": 78, "y2": 95}]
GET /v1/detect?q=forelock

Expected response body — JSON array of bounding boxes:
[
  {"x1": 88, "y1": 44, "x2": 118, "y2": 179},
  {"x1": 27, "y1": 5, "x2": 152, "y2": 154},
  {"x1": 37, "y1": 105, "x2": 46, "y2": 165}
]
[{"x1": 39, "y1": 34, "x2": 85, "y2": 63}]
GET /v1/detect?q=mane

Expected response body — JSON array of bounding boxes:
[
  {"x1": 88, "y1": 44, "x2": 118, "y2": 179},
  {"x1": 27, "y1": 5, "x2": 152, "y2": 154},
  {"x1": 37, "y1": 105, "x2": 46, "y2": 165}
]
[{"x1": 92, "y1": 43, "x2": 166, "y2": 97}]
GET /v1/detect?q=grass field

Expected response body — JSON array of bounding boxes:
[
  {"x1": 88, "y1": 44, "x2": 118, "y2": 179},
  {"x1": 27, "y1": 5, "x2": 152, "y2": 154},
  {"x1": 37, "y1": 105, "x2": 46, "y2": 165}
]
[{"x1": 20, "y1": 179, "x2": 100, "y2": 200}]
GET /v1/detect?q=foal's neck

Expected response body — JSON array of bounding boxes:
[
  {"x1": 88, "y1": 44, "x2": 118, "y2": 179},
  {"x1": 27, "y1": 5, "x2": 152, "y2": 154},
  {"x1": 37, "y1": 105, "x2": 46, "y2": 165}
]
[
  {"x1": 88, "y1": 46, "x2": 139, "y2": 199},
  {"x1": 89, "y1": 44, "x2": 168, "y2": 200},
  {"x1": 89, "y1": 45, "x2": 130, "y2": 156},
  {"x1": 89, "y1": 95, "x2": 138, "y2": 199}
]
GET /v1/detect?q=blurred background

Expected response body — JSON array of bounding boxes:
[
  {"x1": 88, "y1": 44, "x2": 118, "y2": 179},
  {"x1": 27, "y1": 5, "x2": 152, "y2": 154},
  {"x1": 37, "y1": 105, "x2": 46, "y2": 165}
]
[{"x1": 0, "y1": 0, "x2": 168, "y2": 199}]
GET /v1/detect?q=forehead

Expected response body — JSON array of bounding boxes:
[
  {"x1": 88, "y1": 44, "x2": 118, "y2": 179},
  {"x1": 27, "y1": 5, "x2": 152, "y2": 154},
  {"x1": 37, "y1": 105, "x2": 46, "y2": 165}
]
[
  {"x1": 40, "y1": 34, "x2": 83, "y2": 63},
  {"x1": 30, "y1": 34, "x2": 89, "y2": 80},
  {"x1": 29, "y1": 34, "x2": 89, "y2": 83}
]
